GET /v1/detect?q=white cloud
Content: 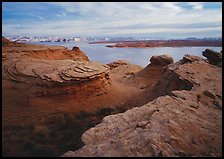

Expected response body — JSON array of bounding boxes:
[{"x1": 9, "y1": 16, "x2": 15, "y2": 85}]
[
  {"x1": 2, "y1": 2, "x2": 222, "y2": 37},
  {"x1": 188, "y1": 2, "x2": 204, "y2": 10}
]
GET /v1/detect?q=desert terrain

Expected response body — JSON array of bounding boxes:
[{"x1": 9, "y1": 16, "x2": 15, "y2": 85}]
[{"x1": 2, "y1": 37, "x2": 222, "y2": 157}]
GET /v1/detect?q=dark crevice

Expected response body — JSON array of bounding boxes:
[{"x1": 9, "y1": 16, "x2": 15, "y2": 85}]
[{"x1": 2, "y1": 106, "x2": 128, "y2": 157}]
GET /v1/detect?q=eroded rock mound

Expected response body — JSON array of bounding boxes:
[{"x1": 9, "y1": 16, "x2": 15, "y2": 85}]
[
  {"x1": 25, "y1": 46, "x2": 89, "y2": 61},
  {"x1": 66, "y1": 47, "x2": 90, "y2": 61},
  {"x1": 63, "y1": 54, "x2": 222, "y2": 157},
  {"x1": 2, "y1": 36, "x2": 11, "y2": 44},
  {"x1": 150, "y1": 54, "x2": 174, "y2": 66},
  {"x1": 138, "y1": 54, "x2": 174, "y2": 78},
  {"x1": 107, "y1": 60, "x2": 128, "y2": 69},
  {"x1": 4, "y1": 57, "x2": 109, "y2": 86},
  {"x1": 202, "y1": 49, "x2": 222, "y2": 67}
]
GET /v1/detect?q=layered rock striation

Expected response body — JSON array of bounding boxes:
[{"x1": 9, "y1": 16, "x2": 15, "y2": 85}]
[
  {"x1": 2, "y1": 41, "x2": 109, "y2": 96},
  {"x1": 4, "y1": 58, "x2": 109, "y2": 86}
]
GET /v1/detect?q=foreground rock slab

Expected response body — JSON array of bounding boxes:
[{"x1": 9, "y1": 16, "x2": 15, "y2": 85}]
[{"x1": 62, "y1": 55, "x2": 222, "y2": 157}]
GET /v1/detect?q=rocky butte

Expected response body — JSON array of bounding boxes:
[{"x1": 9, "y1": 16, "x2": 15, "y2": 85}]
[{"x1": 2, "y1": 37, "x2": 222, "y2": 157}]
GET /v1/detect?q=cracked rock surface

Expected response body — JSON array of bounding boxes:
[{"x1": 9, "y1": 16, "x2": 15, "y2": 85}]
[{"x1": 62, "y1": 55, "x2": 222, "y2": 157}]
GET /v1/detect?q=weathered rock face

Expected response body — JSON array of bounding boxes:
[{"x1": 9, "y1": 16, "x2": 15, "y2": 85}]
[
  {"x1": 4, "y1": 57, "x2": 109, "y2": 87},
  {"x1": 24, "y1": 46, "x2": 89, "y2": 61},
  {"x1": 107, "y1": 60, "x2": 128, "y2": 69},
  {"x1": 150, "y1": 54, "x2": 174, "y2": 66},
  {"x1": 202, "y1": 49, "x2": 222, "y2": 67},
  {"x1": 137, "y1": 54, "x2": 173, "y2": 78},
  {"x1": 65, "y1": 47, "x2": 90, "y2": 61},
  {"x1": 2, "y1": 36, "x2": 11, "y2": 43},
  {"x1": 62, "y1": 54, "x2": 222, "y2": 157},
  {"x1": 2, "y1": 43, "x2": 110, "y2": 96},
  {"x1": 134, "y1": 54, "x2": 174, "y2": 89}
]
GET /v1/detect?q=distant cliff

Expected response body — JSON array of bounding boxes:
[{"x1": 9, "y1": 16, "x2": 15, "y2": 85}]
[{"x1": 105, "y1": 40, "x2": 222, "y2": 48}]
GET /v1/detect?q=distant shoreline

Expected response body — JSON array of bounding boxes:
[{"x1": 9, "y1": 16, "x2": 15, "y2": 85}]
[{"x1": 89, "y1": 39, "x2": 222, "y2": 48}]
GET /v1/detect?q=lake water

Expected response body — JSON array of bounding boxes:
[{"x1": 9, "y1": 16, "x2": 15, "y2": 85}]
[{"x1": 26, "y1": 42, "x2": 222, "y2": 67}]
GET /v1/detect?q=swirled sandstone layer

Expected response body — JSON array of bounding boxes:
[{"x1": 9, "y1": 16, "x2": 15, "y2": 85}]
[{"x1": 4, "y1": 57, "x2": 109, "y2": 86}]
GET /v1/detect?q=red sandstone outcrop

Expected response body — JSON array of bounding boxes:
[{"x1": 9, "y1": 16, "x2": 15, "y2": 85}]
[
  {"x1": 107, "y1": 60, "x2": 128, "y2": 69},
  {"x1": 105, "y1": 40, "x2": 222, "y2": 48},
  {"x1": 202, "y1": 49, "x2": 222, "y2": 67},
  {"x1": 2, "y1": 39, "x2": 222, "y2": 157},
  {"x1": 125, "y1": 55, "x2": 173, "y2": 91},
  {"x1": 2, "y1": 42, "x2": 108, "y2": 97},
  {"x1": 2, "y1": 36, "x2": 11, "y2": 43},
  {"x1": 137, "y1": 54, "x2": 173, "y2": 78},
  {"x1": 24, "y1": 46, "x2": 89, "y2": 61},
  {"x1": 4, "y1": 58, "x2": 109, "y2": 86},
  {"x1": 135, "y1": 54, "x2": 173, "y2": 79},
  {"x1": 150, "y1": 54, "x2": 173, "y2": 66},
  {"x1": 67, "y1": 46, "x2": 90, "y2": 61},
  {"x1": 62, "y1": 54, "x2": 222, "y2": 157}
]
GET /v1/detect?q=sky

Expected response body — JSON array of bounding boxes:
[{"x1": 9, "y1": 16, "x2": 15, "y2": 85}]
[{"x1": 2, "y1": 2, "x2": 222, "y2": 38}]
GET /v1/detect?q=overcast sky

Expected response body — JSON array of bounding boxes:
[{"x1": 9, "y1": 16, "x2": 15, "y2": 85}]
[{"x1": 2, "y1": 2, "x2": 222, "y2": 38}]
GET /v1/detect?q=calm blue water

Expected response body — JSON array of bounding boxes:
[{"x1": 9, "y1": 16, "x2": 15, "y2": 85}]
[{"x1": 25, "y1": 42, "x2": 222, "y2": 67}]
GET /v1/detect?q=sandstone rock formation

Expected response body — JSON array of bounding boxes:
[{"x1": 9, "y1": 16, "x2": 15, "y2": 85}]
[
  {"x1": 107, "y1": 60, "x2": 128, "y2": 69},
  {"x1": 2, "y1": 36, "x2": 11, "y2": 44},
  {"x1": 62, "y1": 54, "x2": 222, "y2": 157},
  {"x1": 24, "y1": 46, "x2": 89, "y2": 61},
  {"x1": 105, "y1": 40, "x2": 222, "y2": 48},
  {"x1": 137, "y1": 54, "x2": 174, "y2": 78},
  {"x1": 202, "y1": 49, "x2": 222, "y2": 67},
  {"x1": 128, "y1": 55, "x2": 174, "y2": 91},
  {"x1": 2, "y1": 39, "x2": 222, "y2": 157},
  {"x1": 150, "y1": 54, "x2": 174, "y2": 66},
  {"x1": 2, "y1": 42, "x2": 109, "y2": 97},
  {"x1": 144, "y1": 54, "x2": 205, "y2": 100},
  {"x1": 65, "y1": 47, "x2": 90, "y2": 61},
  {"x1": 4, "y1": 57, "x2": 109, "y2": 87}
]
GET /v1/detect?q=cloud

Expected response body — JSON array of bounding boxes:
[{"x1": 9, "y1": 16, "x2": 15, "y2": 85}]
[
  {"x1": 2, "y1": 2, "x2": 222, "y2": 38},
  {"x1": 188, "y1": 2, "x2": 204, "y2": 10}
]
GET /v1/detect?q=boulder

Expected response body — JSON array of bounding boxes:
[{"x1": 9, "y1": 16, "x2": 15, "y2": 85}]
[
  {"x1": 107, "y1": 60, "x2": 128, "y2": 69},
  {"x1": 202, "y1": 49, "x2": 222, "y2": 66},
  {"x1": 150, "y1": 54, "x2": 173, "y2": 66}
]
